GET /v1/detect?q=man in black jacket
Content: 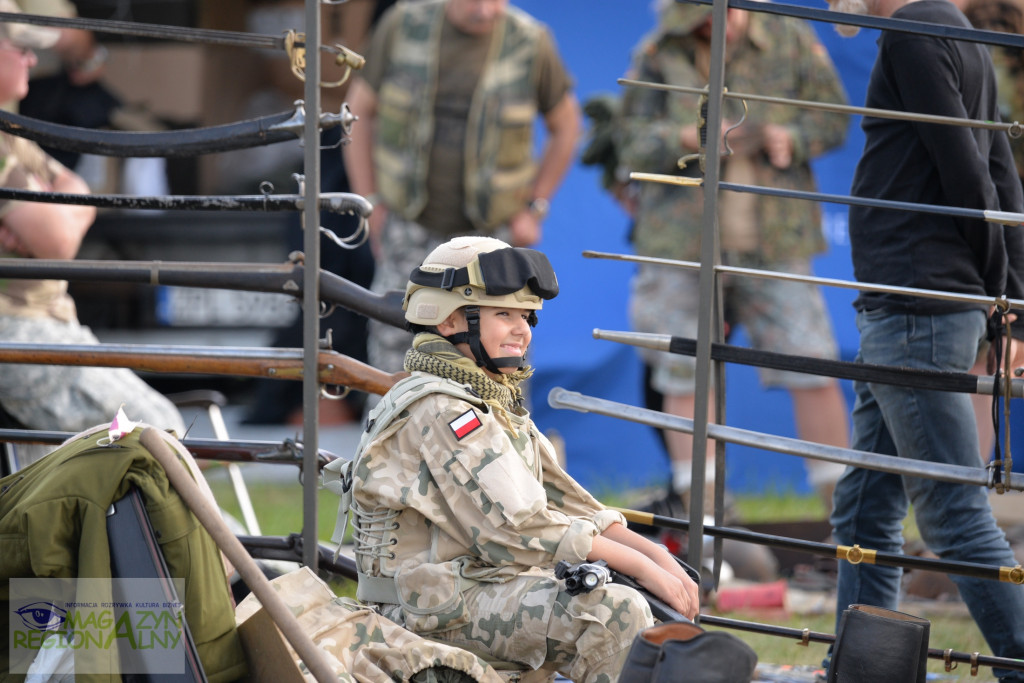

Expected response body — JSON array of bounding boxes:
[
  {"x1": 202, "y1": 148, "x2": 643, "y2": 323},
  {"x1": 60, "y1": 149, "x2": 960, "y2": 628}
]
[{"x1": 826, "y1": 0, "x2": 1024, "y2": 677}]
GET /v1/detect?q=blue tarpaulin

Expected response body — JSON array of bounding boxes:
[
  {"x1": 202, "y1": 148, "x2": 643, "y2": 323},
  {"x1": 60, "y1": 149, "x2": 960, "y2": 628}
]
[{"x1": 512, "y1": 0, "x2": 1022, "y2": 495}]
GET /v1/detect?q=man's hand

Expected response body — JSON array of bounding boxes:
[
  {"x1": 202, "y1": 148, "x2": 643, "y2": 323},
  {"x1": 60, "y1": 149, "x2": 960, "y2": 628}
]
[
  {"x1": 508, "y1": 208, "x2": 542, "y2": 247},
  {"x1": 987, "y1": 334, "x2": 1024, "y2": 375},
  {"x1": 762, "y1": 124, "x2": 794, "y2": 169},
  {"x1": 986, "y1": 310, "x2": 1024, "y2": 375}
]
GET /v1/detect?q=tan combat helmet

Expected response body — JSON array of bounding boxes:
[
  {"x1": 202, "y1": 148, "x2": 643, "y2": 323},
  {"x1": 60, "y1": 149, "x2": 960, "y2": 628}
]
[
  {"x1": 404, "y1": 235, "x2": 558, "y2": 326},
  {"x1": 403, "y1": 235, "x2": 558, "y2": 372}
]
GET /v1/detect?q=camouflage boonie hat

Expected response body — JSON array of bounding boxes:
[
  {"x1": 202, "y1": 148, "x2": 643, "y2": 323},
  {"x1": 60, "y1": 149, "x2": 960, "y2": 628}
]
[
  {"x1": 658, "y1": 0, "x2": 714, "y2": 35},
  {"x1": 0, "y1": 0, "x2": 59, "y2": 50}
]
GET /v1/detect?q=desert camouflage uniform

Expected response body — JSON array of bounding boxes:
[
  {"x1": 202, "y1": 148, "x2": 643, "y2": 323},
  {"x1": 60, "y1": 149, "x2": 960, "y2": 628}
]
[
  {"x1": 237, "y1": 566, "x2": 506, "y2": 683},
  {"x1": 0, "y1": 134, "x2": 185, "y2": 463},
  {"x1": 336, "y1": 338, "x2": 653, "y2": 683}
]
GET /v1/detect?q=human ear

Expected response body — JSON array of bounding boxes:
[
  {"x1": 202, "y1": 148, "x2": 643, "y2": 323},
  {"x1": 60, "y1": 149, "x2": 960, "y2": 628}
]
[{"x1": 436, "y1": 312, "x2": 461, "y2": 336}]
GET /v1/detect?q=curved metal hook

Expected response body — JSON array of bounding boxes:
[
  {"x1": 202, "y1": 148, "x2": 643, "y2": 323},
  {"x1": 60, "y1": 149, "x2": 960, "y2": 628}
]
[
  {"x1": 319, "y1": 299, "x2": 339, "y2": 319},
  {"x1": 320, "y1": 215, "x2": 370, "y2": 251},
  {"x1": 720, "y1": 98, "x2": 749, "y2": 159},
  {"x1": 284, "y1": 30, "x2": 364, "y2": 89},
  {"x1": 678, "y1": 90, "x2": 749, "y2": 172},
  {"x1": 321, "y1": 384, "x2": 352, "y2": 400}
]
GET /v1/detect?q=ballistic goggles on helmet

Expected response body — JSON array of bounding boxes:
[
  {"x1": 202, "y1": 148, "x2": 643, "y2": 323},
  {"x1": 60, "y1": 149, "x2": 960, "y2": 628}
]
[{"x1": 404, "y1": 247, "x2": 559, "y2": 325}]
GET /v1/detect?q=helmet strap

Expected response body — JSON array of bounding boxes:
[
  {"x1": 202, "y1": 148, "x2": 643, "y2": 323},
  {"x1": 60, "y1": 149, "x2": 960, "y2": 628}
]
[{"x1": 444, "y1": 306, "x2": 524, "y2": 374}]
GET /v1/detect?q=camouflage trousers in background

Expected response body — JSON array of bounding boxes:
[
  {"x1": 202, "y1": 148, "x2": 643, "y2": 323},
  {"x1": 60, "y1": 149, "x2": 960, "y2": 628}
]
[
  {"x1": 377, "y1": 572, "x2": 654, "y2": 683},
  {"x1": 0, "y1": 314, "x2": 187, "y2": 466},
  {"x1": 367, "y1": 214, "x2": 512, "y2": 377}
]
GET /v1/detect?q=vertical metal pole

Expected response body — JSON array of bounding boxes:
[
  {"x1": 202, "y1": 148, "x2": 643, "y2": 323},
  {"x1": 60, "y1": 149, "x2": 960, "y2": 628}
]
[
  {"x1": 301, "y1": 0, "x2": 322, "y2": 570},
  {"x1": 687, "y1": 0, "x2": 730, "y2": 590}
]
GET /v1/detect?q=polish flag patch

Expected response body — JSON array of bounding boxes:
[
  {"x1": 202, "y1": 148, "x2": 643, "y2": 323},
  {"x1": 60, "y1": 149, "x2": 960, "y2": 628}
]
[{"x1": 449, "y1": 409, "x2": 483, "y2": 440}]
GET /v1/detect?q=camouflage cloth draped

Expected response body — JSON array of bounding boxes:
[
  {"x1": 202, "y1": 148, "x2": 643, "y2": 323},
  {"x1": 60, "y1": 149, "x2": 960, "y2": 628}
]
[{"x1": 235, "y1": 567, "x2": 504, "y2": 683}]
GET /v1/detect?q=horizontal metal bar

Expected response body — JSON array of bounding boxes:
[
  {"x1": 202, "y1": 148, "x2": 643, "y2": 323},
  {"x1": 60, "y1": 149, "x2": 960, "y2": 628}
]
[
  {"x1": 547, "y1": 387, "x2": 1013, "y2": 490},
  {"x1": 583, "y1": 249, "x2": 1020, "y2": 310},
  {"x1": 715, "y1": 0, "x2": 1024, "y2": 49},
  {"x1": 0, "y1": 258, "x2": 408, "y2": 329},
  {"x1": 619, "y1": 78, "x2": 1020, "y2": 136},
  {"x1": 591, "y1": 328, "x2": 1024, "y2": 397}
]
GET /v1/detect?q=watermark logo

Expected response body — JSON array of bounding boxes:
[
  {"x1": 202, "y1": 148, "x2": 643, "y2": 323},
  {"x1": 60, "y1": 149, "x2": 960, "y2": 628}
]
[
  {"x1": 13, "y1": 602, "x2": 67, "y2": 631},
  {"x1": 10, "y1": 578, "x2": 187, "y2": 675}
]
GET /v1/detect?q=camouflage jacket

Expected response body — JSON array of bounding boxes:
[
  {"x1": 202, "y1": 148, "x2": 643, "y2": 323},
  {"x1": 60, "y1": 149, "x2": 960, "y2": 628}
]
[
  {"x1": 373, "y1": 0, "x2": 543, "y2": 231},
  {"x1": 0, "y1": 133, "x2": 77, "y2": 322},
  {"x1": 339, "y1": 372, "x2": 625, "y2": 634},
  {"x1": 617, "y1": 12, "x2": 848, "y2": 263}
]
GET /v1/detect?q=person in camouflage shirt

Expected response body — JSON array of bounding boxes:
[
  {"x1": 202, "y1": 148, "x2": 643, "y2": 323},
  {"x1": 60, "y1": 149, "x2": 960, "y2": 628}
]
[
  {"x1": 616, "y1": 0, "x2": 851, "y2": 512},
  {"x1": 0, "y1": 2, "x2": 184, "y2": 466},
  {"x1": 338, "y1": 236, "x2": 700, "y2": 683},
  {"x1": 343, "y1": 0, "x2": 582, "y2": 377}
]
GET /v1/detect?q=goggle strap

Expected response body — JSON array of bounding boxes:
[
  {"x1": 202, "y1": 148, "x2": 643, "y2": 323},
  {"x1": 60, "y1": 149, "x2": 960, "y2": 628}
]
[{"x1": 410, "y1": 266, "x2": 470, "y2": 292}]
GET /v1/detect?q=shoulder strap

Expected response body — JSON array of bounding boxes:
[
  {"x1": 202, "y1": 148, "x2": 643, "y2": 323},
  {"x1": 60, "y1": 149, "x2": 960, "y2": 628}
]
[{"x1": 321, "y1": 374, "x2": 484, "y2": 552}]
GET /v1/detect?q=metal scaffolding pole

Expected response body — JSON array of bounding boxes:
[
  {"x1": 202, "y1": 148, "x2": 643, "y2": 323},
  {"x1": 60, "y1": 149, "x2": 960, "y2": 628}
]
[
  {"x1": 301, "y1": 0, "x2": 322, "y2": 570},
  {"x1": 688, "y1": 0, "x2": 730, "y2": 588}
]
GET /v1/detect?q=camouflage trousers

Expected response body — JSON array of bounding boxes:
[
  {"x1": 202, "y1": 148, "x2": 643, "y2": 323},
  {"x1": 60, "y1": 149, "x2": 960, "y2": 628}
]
[
  {"x1": 378, "y1": 572, "x2": 654, "y2": 683},
  {"x1": 0, "y1": 314, "x2": 186, "y2": 466},
  {"x1": 367, "y1": 214, "x2": 511, "y2": 375}
]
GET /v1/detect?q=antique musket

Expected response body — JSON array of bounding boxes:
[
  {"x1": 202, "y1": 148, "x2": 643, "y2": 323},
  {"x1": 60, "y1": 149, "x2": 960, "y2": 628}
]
[
  {"x1": 0, "y1": 342, "x2": 405, "y2": 398},
  {"x1": 0, "y1": 258, "x2": 408, "y2": 329}
]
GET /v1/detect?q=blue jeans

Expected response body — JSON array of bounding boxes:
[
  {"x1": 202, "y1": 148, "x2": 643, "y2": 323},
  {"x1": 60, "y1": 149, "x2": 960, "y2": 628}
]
[{"x1": 830, "y1": 309, "x2": 1024, "y2": 680}]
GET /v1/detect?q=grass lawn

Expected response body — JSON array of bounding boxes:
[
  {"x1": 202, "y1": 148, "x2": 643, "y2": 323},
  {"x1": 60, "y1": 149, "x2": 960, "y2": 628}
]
[{"x1": 208, "y1": 476, "x2": 1006, "y2": 682}]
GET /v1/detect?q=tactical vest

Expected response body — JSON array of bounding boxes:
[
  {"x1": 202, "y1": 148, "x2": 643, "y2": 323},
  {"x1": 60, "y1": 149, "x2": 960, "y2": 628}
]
[
  {"x1": 322, "y1": 373, "x2": 488, "y2": 604},
  {"x1": 373, "y1": 0, "x2": 542, "y2": 231}
]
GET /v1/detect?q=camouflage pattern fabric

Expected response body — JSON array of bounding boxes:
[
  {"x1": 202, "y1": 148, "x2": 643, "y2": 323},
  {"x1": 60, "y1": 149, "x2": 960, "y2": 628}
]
[
  {"x1": 0, "y1": 134, "x2": 77, "y2": 322},
  {"x1": 376, "y1": 569, "x2": 652, "y2": 683},
  {"x1": 963, "y1": 0, "x2": 1024, "y2": 180},
  {"x1": 631, "y1": 256, "x2": 839, "y2": 394},
  {"x1": 617, "y1": 11, "x2": 848, "y2": 264},
  {"x1": 0, "y1": 315, "x2": 186, "y2": 466},
  {"x1": 348, "y1": 359, "x2": 653, "y2": 683},
  {"x1": 236, "y1": 567, "x2": 505, "y2": 683},
  {"x1": 0, "y1": 131, "x2": 184, "y2": 463}
]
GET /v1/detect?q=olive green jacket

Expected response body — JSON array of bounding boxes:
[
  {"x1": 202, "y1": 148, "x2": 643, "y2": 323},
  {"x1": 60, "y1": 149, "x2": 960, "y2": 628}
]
[{"x1": 0, "y1": 426, "x2": 247, "y2": 683}]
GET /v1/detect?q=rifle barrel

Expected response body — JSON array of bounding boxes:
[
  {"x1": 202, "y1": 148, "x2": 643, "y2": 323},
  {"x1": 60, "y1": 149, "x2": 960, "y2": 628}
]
[{"x1": 0, "y1": 259, "x2": 408, "y2": 329}]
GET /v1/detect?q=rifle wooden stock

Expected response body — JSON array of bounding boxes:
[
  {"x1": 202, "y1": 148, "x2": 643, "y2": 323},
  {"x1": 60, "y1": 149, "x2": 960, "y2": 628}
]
[{"x1": 0, "y1": 343, "x2": 405, "y2": 396}]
